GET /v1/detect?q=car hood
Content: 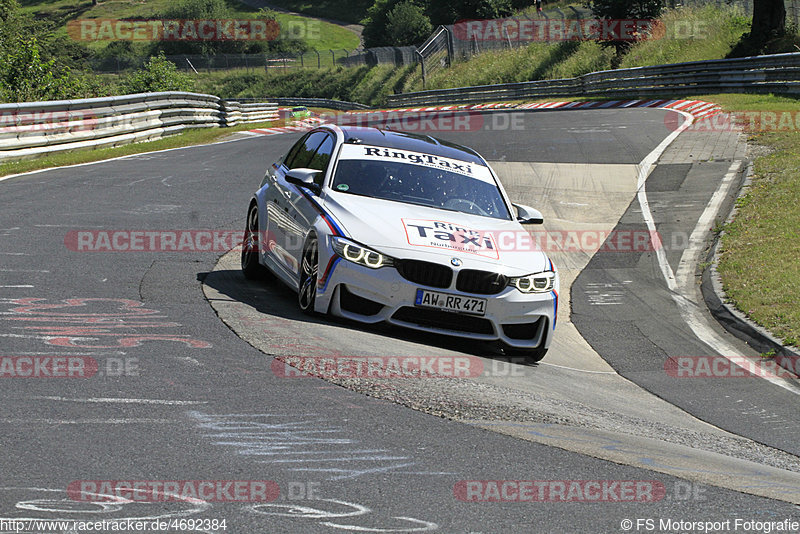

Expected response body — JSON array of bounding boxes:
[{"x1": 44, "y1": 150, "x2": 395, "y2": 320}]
[{"x1": 323, "y1": 192, "x2": 549, "y2": 276}]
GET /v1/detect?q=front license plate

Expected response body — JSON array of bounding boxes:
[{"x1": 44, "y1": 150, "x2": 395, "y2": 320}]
[{"x1": 415, "y1": 289, "x2": 487, "y2": 316}]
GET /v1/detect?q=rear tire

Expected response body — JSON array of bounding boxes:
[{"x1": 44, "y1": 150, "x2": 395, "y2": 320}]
[
  {"x1": 298, "y1": 234, "x2": 318, "y2": 315},
  {"x1": 241, "y1": 203, "x2": 269, "y2": 280}
]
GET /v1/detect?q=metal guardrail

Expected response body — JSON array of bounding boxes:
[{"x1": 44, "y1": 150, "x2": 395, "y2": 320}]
[
  {"x1": 0, "y1": 93, "x2": 278, "y2": 162},
  {"x1": 386, "y1": 52, "x2": 800, "y2": 106},
  {"x1": 5, "y1": 51, "x2": 800, "y2": 162},
  {"x1": 270, "y1": 97, "x2": 370, "y2": 111}
]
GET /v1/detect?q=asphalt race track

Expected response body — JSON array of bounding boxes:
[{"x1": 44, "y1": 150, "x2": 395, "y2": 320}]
[{"x1": 0, "y1": 109, "x2": 798, "y2": 533}]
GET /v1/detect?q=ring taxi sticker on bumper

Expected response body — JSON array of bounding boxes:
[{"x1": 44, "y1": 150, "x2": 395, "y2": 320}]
[
  {"x1": 415, "y1": 289, "x2": 487, "y2": 316},
  {"x1": 403, "y1": 219, "x2": 500, "y2": 259}
]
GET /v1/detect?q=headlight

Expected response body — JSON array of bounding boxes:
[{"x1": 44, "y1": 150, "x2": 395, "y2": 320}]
[
  {"x1": 331, "y1": 237, "x2": 393, "y2": 269},
  {"x1": 509, "y1": 270, "x2": 555, "y2": 293}
]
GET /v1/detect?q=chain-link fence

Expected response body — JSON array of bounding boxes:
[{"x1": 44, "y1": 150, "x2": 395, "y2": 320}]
[{"x1": 416, "y1": 27, "x2": 451, "y2": 88}]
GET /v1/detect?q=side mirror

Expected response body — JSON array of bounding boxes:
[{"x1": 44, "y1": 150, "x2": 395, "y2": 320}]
[
  {"x1": 285, "y1": 168, "x2": 322, "y2": 195},
  {"x1": 513, "y1": 203, "x2": 544, "y2": 225}
]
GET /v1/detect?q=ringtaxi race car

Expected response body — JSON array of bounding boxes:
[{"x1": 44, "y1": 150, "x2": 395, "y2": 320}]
[{"x1": 242, "y1": 125, "x2": 558, "y2": 361}]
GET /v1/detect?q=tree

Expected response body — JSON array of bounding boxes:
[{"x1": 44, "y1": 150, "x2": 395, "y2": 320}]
[
  {"x1": 385, "y1": 1, "x2": 433, "y2": 46},
  {"x1": 0, "y1": 38, "x2": 73, "y2": 102},
  {"x1": 363, "y1": 0, "x2": 405, "y2": 48},
  {"x1": 590, "y1": 0, "x2": 664, "y2": 66},
  {"x1": 728, "y1": 0, "x2": 786, "y2": 56},
  {"x1": 751, "y1": 0, "x2": 785, "y2": 43},
  {"x1": 427, "y1": 0, "x2": 513, "y2": 26},
  {"x1": 363, "y1": 0, "x2": 513, "y2": 47},
  {"x1": 122, "y1": 53, "x2": 193, "y2": 94}
]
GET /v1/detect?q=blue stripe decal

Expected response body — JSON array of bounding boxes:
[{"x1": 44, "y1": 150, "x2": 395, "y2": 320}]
[
  {"x1": 296, "y1": 187, "x2": 346, "y2": 237},
  {"x1": 551, "y1": 290, "x2": 559, "y2": 330}
]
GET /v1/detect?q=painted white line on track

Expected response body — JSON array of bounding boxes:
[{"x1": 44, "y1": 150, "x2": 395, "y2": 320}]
[
  {"x1": 0, "y1": 418, "x2": 175, "y2": 424},
  {"x1": 538, "y1": 362, "x2": 616, "y2": 374},
  {"x1": 636, "y1": 112, "x2": 800, "y2": 396},
  {"x1": 30, "y1": 396, "x2": 207, "y2": 405}
]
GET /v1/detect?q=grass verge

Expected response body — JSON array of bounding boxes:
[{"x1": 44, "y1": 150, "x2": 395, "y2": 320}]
[
  {"x1": 400, "y1": 5, "x2": 750, "y2": 92},
  {"x1": 695, "y1": 93, "x2": 800, "y2": 349},
  {"x1": 21, "y1": 0, "x2": 360, "y2": 52}
]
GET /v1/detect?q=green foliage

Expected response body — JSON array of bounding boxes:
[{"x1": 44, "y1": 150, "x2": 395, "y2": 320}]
[
  {"x1": 363, "y1": 0, "x2": 406, "y2": 48},
  {"x1": 385, "y1": 1, "x2": 433, "y2": 46},
  {"x1": 590, "y1": 0, "x2": 664, "y2": 62},
  {"x1": 241, "y1": 0, "x2": 373, "y2": 25},
  {"x1": 121, "y1": 53, "x2": 194, "y2": 94},
  {"x1": 0, "y1": 38, "x2": 77, "y2": 102},
  {"x1": 149, "y1": 0, "x2": 307, "y2": 56},
  {"x1": 590, "y1": 0, "x2": 664, "y2": 19},
  {"x1": 364, "y1": 0, "x2": 514, "y2": 47},
  {"x1": 427, "y1": 0, "x2": 513, "y2": 25}
]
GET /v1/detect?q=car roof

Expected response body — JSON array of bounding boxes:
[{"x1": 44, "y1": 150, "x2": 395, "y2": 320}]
[{"x1": 333, "y1": 126, "x2": 486, "y2": 166}]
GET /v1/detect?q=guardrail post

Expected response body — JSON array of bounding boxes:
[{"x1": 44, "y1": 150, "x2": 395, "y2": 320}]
[
  {"x1": 416, "y1": 49, "x2": 426, "y2": 89},
  {"x1": 444, "y1": 26, "x2": 454, "y2": 66}
]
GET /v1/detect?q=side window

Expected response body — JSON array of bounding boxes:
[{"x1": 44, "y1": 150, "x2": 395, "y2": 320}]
[
  {"x1": 282, "y1": 134, "x2": 310, "y2": 169},
  {"x1": 287, "y1": 132, "x2": 328, "y2": 170},
  {"x1": 306, "y1": 135, "x2": 335, "y2": 186}
]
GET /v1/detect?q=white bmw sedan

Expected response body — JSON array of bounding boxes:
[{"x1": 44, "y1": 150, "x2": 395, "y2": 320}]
[{"x1": 242, "y1": 125, "x2": 558, "y2": 362}]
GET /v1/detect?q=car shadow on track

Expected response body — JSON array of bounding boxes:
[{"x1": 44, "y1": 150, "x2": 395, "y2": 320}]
[{"x1": 199, "y1": 268, "x2": 523, "y2": 362}]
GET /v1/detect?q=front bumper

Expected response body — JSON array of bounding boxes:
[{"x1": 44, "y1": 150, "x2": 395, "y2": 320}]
[{"x1": 315, "y1": 259, "x2": 557, "y2": 350}]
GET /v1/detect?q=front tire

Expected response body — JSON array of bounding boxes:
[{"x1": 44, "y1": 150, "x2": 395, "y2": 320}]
[
  {"x1": 241, "y1": 202, "x2": 269, "y2": 280},
  {"x1": 298, "y1": 234, "x2": 318, "y2": 315}
]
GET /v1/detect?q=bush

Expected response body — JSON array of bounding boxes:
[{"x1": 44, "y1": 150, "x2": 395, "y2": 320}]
[
  {"x1": 0, "y1": 38, "x2": 77, "y2": 102},
  {"x1": 590, "y1": 0, "x2": 665, "y2": 64},
  {"x1": 122, "y1": 54, "x2": 194, "y2": 94},
  {"x1": 385, "y1": 2, "x2": 433, "y2": 46},
  {"x1": 150, "y1": 1, "x2": 306, "y2": 56}
]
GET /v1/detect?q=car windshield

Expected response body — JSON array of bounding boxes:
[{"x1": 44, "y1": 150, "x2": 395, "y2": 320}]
[{"x1": 331, "y1": 159, "x2": 512, "y2": 220}]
